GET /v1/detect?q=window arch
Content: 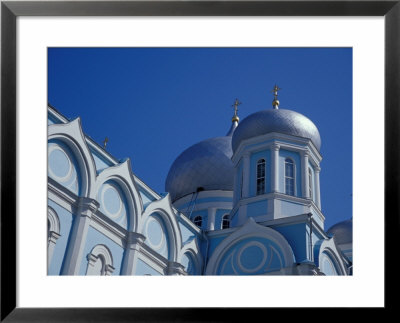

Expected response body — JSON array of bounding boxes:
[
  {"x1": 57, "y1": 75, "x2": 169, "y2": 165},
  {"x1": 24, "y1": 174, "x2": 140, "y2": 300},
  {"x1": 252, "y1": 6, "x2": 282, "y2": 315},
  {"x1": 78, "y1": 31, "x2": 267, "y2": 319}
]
[
  {"x1": 86, "y1": 244, "x2": 115, "y2": 276},
  {"x1": 221, "y1": 214, "x2": 230, "y2": 229},
  {"x1": 308, "y1": 167, "x2": 313, "y2": 199},
  {"x1": 285, "y1": 158, "x2": 295, "y2": 196},
  {"x1": 256, "y1": 159, "x2": 266, "y2": 195},
  {"x1": 47, "y1": 207, "x2": 61, "y2": 269},
  {"x1": 193, "y1": 215, "x2": 202, "y2": 228}
]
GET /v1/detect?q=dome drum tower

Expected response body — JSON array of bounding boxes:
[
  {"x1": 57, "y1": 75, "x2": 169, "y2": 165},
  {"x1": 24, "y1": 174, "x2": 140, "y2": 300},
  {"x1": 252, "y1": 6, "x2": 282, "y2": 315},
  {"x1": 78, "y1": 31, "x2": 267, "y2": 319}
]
[
  {"x1": 231, "y1": 131, "x2": 324, "y2": 228},
  {"x1": 230, "y1": 88, "x2": 324, "y2": 229}
]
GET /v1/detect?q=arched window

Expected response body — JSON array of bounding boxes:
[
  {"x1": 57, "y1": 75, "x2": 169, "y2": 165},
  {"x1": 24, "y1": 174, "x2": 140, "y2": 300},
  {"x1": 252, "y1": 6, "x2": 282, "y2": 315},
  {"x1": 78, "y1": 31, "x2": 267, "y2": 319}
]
[
  {"x1": 47, "y1": 207, "x2": 61, "y2": 270},
  {"x1": 86, "y1": 244, "x2": 115, "y2": 276},
  {"x1": 308, "y1": 167, "x2": 313, "y2": 199},
  {"x1": 193, "y1": 215, "x2": 202, "y2": 228},
  {"x1": 222, "y1": 214, "x2": 230, "y2": 229},
  {"x1": 256, "y1": 159, "x2": 266, "y2": 195},
  {"x1": 285, "y1": 158, "x2": 295, "y2": 196}
]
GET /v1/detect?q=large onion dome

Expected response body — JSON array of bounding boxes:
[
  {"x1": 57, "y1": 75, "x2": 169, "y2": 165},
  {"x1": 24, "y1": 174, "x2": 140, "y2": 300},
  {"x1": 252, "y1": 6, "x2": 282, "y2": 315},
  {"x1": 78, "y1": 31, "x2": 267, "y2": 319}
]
[
  {"x1": 327, "y1": 218, "x2": 353, "y2": 245},
  {"x1": 165, "y1": 121, "x2": 237, "y2": 203},
  {"x1": 232, "y1": 108, "x2": 321, "y2": 153}
]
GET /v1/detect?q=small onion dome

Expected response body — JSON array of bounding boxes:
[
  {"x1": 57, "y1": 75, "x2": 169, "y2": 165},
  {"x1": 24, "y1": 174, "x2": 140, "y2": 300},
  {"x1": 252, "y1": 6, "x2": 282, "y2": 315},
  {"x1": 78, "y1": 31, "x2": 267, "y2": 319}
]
[
  {"x1": 231, "y1": 109, "x2": 321, "y2": 153},
  {"x1": 165, "y1": 122, "x2": 237, "y2": 203},
  {"x1": 327, "y1": 218, "x2": 353, "y2": 245}
]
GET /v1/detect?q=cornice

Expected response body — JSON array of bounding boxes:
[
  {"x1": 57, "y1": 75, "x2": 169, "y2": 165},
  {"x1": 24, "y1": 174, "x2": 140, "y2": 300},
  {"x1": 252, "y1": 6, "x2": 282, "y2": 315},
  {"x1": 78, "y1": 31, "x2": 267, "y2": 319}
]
[{"x1": 232, "y1": 132, "x2": 322, "y2": 166}]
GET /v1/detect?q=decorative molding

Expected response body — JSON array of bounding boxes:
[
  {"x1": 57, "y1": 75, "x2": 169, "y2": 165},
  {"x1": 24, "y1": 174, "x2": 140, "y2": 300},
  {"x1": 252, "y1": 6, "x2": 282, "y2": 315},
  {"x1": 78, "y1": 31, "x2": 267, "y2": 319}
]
[
  {"x1": 77, "y1": 197, "x2": 100, "y2": 217},
  {"x1": 94, "y1": 159, "x2": 143, "y2": 232},
  {"x1": 48, "y1": 118, "x2": 97, "y2": 197},
  {"x1": 86, "y1": 244, "x2": 115, "y2": 276},
  {"x1": 140, "y1": 194, "x2": 182, "y2": 262},
  {"x1": 232, "y1": 132, "x2": 322, "y2": 166},
  {"x1": 165, "y1": 261, "x2": 186, "y2": 275},
  {"x1": 313, "y1": 238, "x2": 347, "y2": 275},
  {"x1": 205, "y1": 218, "x2": 295, "y2": 275}
]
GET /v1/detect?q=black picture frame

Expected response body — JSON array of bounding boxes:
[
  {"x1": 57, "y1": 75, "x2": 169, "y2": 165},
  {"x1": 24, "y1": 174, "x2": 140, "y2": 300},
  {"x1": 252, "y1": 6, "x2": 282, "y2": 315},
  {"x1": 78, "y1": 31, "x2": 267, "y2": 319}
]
[{"x1": 1, "y1": 1, "x2": 398, "y2": 321}]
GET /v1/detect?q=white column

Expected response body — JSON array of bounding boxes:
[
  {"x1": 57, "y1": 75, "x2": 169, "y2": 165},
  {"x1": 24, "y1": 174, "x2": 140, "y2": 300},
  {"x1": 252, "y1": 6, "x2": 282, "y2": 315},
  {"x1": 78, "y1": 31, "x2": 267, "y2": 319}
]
[
  {"x1": 301, "y1": 151, "x2": 310, "y2": 199},
  {"x1": 315, "y1": 166, "x2": 321, "y2": 209},
  {"x1": 271, "y1": 144, "x2": 280, "y2": 193},
  {"x1": 242, "y1": 152, "x2": 251, "y2": 198},
  {"x1": 121, "y1": 232, "x2": 146, "y2": 275},
  {"x1": 208, "y1": 207, "x2": 217, "y2": 231},
  {"x1": 61, "y1": 197, "x2": 99, "y2": 275}
]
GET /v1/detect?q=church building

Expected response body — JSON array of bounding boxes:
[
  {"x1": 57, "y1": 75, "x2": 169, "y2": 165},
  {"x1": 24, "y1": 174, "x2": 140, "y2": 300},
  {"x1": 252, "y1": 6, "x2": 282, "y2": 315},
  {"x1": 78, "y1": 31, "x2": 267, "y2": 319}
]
[{"x1": 47, "y1": 86, "x2": 352, "y2": 276}]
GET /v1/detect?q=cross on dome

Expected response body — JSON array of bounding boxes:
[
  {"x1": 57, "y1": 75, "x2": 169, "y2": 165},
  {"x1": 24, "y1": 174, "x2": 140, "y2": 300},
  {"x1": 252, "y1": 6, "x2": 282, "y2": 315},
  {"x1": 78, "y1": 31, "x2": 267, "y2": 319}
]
[
  {"x1": 231, "y1": 98, "x2": 241, "y2": 123},
  {"x1": 271, "y1": 85, "x2": 281, "y2": 109}
]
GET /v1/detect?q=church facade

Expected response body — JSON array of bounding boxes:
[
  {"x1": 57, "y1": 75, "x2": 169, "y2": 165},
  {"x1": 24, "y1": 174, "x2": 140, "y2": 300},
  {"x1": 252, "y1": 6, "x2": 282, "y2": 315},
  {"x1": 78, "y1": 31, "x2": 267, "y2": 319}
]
[{"x1": 47, "y1": 89, "x2": 352, "y2": 276}]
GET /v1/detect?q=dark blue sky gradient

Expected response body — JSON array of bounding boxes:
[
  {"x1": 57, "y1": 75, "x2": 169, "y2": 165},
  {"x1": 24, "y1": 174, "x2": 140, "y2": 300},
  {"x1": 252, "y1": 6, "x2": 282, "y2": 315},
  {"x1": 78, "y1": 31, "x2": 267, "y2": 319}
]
[{"x1": 48, "y1": 47, "x2": 352, "y2": 230}]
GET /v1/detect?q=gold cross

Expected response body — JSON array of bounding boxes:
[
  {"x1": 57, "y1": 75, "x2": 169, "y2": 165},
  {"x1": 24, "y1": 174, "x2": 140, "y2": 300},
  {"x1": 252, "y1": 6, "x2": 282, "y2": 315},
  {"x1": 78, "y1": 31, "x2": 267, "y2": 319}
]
[
  {"x1": 232, "y1": 98, "x2": 241, "y2": 118},
  {"x1": 271, "y1": 85, "x2": 281, "y2": 100},
  {"x1": 103, "y1": 137, "x2": 109, "y2": 149}
]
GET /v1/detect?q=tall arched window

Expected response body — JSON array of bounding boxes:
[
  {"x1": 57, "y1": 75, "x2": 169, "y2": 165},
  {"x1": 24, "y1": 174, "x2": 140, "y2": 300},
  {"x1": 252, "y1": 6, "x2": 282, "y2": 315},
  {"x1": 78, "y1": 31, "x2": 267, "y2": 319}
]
[
  {"x1": 285, "y1": 158, "x2": 295, "y2": 196},
  {"x1": 308, "y1": 167, "x2": 313, "y2": 199},
  {"x1": 222, "y1": 214, "x2": 230, "y2": 229},
  {"x1": 193, "y1": 215, "x2": 202, "y2": 228},
  {"x1": 256, "y1": 159, "x2": 266, "y2": 195}
]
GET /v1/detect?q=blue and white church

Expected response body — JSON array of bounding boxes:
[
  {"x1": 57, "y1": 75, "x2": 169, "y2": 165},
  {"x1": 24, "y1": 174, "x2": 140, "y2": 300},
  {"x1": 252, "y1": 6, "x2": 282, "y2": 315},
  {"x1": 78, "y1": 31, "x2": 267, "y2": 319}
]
[{"x1": 47, "y1": 86, "x2": 352, "y2": 276}]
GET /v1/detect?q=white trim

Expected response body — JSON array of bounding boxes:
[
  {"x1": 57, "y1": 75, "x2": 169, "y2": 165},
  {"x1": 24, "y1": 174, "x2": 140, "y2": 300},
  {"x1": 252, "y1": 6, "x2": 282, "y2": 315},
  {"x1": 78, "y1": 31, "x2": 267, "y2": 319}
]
[
  {"x1": 232, "y1": 132, "x2": 322, "y2": 166},
  {"x1": 86, "y1": 244, "x2": 115, "y2": 276},
  {"x1": 205, "y1": 217, "x2": 295, "y2": 275},
  {"x1": 48, "y1": 118, "x2": 97, "y2": 198},
  {"x1": 140, "y1": 194, "x2": 182, "y2": 262},
  {"x1": 94, "y1": 159, "x2": 143, "y2": 232},
  {"x1": 314, "y1": 238, "x2": 347, "y2": 275}
]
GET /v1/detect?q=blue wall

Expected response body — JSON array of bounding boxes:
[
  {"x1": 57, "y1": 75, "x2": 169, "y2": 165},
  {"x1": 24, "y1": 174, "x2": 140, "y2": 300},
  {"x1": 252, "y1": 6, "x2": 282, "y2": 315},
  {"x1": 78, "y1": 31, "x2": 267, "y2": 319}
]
[
  {"x1": 79, "y1": 225, "x2": 124, "y2": 275},
  {"x1": 247, "y1": 200, "x2": 268, "y2": 218},
  {"x1": 273, "y1": 223, "x2": 307, "y2": 262},
  {"x1": 48, "y1": 200, "x2": 74, "y2": 275},
  {"x1": 135, "y1": 259, "x2": 162, "y2": 275}
]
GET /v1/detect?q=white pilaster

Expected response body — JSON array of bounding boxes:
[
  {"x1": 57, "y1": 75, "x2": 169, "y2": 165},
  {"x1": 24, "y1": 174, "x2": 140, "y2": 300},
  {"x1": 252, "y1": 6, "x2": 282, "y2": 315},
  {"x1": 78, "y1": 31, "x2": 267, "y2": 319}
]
[
  {"x1": 61, "y1": 197, "x2": 99, "y2": 275},
  {"x1": 242, "y1": 152, "x2": 251, "y2": 198},
  {"x1": 121, "y1": 232, "x2": 146, "y2": 275},
  {"x1": 208, "y1": 207, "x2": 217, "y2": 231},
  {"x1": 315, "y1": 166, "x2": 321, "y2": 209},
  {"x1": 301, "y1": 151, "x2": 310, "y2": 199},
  {"x1": 271, "y1": 144, "x2": 280, "y2": 193}
]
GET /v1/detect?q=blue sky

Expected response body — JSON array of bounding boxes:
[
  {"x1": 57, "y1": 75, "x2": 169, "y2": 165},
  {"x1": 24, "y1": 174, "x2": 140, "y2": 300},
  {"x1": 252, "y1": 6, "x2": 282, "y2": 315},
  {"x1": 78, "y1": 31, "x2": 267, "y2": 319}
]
[{"x1": 48, "y1": 47, "x2": 352, "y2": 230}]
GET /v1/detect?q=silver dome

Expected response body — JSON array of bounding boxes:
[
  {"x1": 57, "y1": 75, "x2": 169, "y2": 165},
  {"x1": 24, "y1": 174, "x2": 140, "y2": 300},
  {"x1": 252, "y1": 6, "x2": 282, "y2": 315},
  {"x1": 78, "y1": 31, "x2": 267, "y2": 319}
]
[
  {"x1": 327, "y1": 218, "x2": 352, "y2": 245},
  {"x1": 231, "y1": 109, "x2": 321, "y2": 153},
  {"x1": 165, "y1": 135, "x2": 234, "y2": 202}
]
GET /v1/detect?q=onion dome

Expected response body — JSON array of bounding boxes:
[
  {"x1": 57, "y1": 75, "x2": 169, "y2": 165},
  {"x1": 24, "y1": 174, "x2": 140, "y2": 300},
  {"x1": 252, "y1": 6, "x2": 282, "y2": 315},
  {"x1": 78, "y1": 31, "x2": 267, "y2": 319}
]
[
  {"x1": 165, "y1": 101, "x2": 240, "y2": 203},
  {"x1": 232, "y1": 86, "x2": 321, "y2": 153},
  {"x1": 327, "y1": 218, "x2": 353, "y2": 245},
  {"x1": 165, "y1": 128, "x2": 236, "y2": 203}
]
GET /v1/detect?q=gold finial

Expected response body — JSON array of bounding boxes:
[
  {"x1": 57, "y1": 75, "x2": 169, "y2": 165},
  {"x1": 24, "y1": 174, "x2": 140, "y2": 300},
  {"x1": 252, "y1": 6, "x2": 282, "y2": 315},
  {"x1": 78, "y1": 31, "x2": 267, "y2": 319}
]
[
  {"x1": 231, "y1": 98, "x2": 241, "y2": 122},
  {"x1": 103, "y1": 137, "x2": 109, "y2": 149},
  {"x1": 271, "y1": 84, "x2": 281, "y2": 109}
]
